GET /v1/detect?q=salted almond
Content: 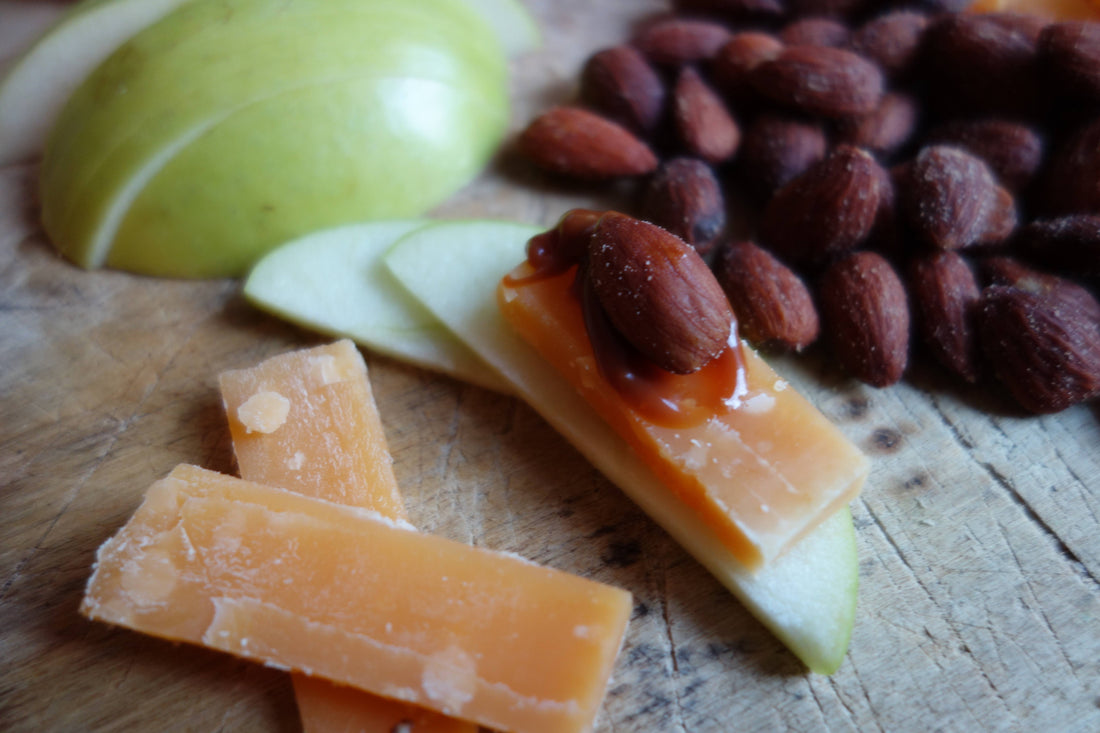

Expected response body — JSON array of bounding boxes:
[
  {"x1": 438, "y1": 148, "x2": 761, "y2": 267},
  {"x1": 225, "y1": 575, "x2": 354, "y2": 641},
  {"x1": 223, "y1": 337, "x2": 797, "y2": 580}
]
[
  {"x1": 709, "y1": 32, "x2": 785, "y2": 108},
  {"x1": 848, "y1": 10, "x2": 930, "y2": 80},
  {"x1": 924, "y1": 119, "x2": 1043, "y2": 193},
  {"x1": 672, "y1": 66, "x2": 740, "y2": 165},
  {"x1": 632, "y1": 19, "x2": 733, "y2": 67},
  {"x1": 908, "y1": 251, "x2": 982, "y2": 382},
  {"x1": 759, "y1": 144, "x2": 886, "y2": 266},
  {"x1": 1039, "y1": 118, "x2": 1100, "y2": 216},
  {"x1": 717, "y1": 240, "x2": 820, "y2": 351},
  {"x1": 750, "y1": 45, "x2": 885, "y2": 118},
  {"x1": 587, "y1": 212, "x2": 734, "y2": 374},
  {"x1": 835, "y1": 91, "x2": 920, "y2": 158},
  {"x1": 736, "y1": 114, "x2": 827, "y2": 199},
  {"x1": 640, "y1": 157, "x2": 726, "y2": 256},
  {"x1": 580, "y1": 46, "x2": 666, "y2": 137},
  {"x1": 1016, "y1": 214, "x2": 1100, "y2": 275},
  {"x1": 819, "y1": 251, "x2": 910, "y2": 387},
  {"x1": 1039, "y1": 21, "x2": 1100, "y2": 101},
  {"x1": 779, "y1": 18, "x2": 852, "y2": 48},
  {"x1": 518, "y1": 106, "x2": 658, "y2": 180},
  {"x1": 978, "y1": 285, "x2": 1100, "y2": 413}
]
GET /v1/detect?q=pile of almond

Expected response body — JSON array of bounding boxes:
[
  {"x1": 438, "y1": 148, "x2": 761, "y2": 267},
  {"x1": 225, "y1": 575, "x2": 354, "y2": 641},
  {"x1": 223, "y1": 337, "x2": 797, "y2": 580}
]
[{"x1": 517, "y1": 0, "x2": 1100, "y2": 415}]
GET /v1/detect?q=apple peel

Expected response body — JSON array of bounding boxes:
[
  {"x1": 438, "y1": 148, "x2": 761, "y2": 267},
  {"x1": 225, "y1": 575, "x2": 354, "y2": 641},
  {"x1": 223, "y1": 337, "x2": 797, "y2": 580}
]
[
  {"x1": 383, "y1": 220, "x2": 859, "y2": 674},
  {"x1": 244, "y1": 221, "x2": 509, "y2": 394}
]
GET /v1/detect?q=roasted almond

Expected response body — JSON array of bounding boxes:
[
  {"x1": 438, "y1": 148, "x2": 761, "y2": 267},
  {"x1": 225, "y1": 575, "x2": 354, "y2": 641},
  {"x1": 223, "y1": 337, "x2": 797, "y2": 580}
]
[
  {"x1": 632, "y1": 19, "x2": 734, "y2": 67},
  {"x1": 759, "y1": 144, "x2": 886, "y2": 266},
  {"x1": 580, "y1": 46, "x2": 667, "y2": 137},
  {"x1": 835, "y1": 91, "x2": 920, "y2": 159},
  {"x1": 672, "y1": 0, "x2": 785, "y2": 22},
  {"x1": 848, "y1": 10, "x2": 930, "y2": 80},
  {"x1": 786, "y1": 0, "x2": 868, "y2": 18},
  {"x1": 922, "y1": 12, "x2": 1046, "y2": 119},
  {"x1": 977, "y1": 256, "x2": 1100, "y2": 324},
  {"x1": 736, "y1": 114, "x2": 827, "y2": 199},
  {"x1": 750, "y1": 45, "x2": 885, "y2": 118},
  {"x1": 709, "y1": 32, "x2": 785, "y2": 108},
  {"x1": 640, "y1": 157, "x2": 726, "y2": 256},
  {"x1": 819, "y1": 251, "x2": 911, "y2": 387},
  {"x1": 672, "y1": 66, "x2": 741, "y2": 165},
  {"x1": 923, "y1": 119, "x2": 1043, "y2": 194},
  {"x1": 977, "y1": 284, "x2": 1100, "y2": 413},
  {"x1": 1039, "y1": 21, "x2": 1100, "y2": 102},
  {"x1": 717, "y1": 240, "x2": 820, "y2": 351},
  {"x1": 779, "y1": 18, "x2": 852, "y2": 49},
  {"x1": 1016, "y1": 215, "x2": 1100, "y2": 276},
  {"x1": 586, "y1": 212, "x2": 734, "y2": 374},
  {"x1": 1038, "y1": 117, "x2": 1100, "y2": 216},
  {"x1": 518, "y1": 106, "x2": 658, "y2": 180},
  {"x1": 901, "y1": 145, "x2": 1016, "y2": 250},
  {"x1": 908, "y1": 251, "x2": 981, "y2": 382}
]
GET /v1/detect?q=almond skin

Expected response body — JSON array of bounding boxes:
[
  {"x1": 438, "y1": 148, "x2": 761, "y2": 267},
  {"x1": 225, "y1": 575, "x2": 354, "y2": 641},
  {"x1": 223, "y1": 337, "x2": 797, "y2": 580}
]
[
  {"x1": 977, "y1": 284, "x2": 1100, "y2": 413},
  {"x1": 640, "y1": 157, "x2": 726, "y2": 256},
  {"x1": 1039, "y1": 21, "x2": 1100, "y2": 102},
  {"x1": 819, "y1": 251, "x2": 911, "y2": 387},
  {"x1": 709, "y1": 32, "x2": 785, "y2": 109},
  {"x1": 587, "y1": 212, "x2": 734, "y2": 374},
  {"x1": 518, "y1": 106, "x2": 658, "y2": 180},
  {"x1": 902, "y1": 145, "x2": 1015, "y2": 250},
  {"x1": 908, "y1": 251, "x2": 982, "y2": 382},
  {"x1": 760, "y1": 144, "x2": 886, "y2": 266},
  {"x1": 750, "y1": 45, "x2": 885, "y2": 118},
  {"x1": 1016, "y1": 215, "x2": 1100, "y2": 276},
  {"x1": 632, "y1": 19, "x2": 734, "y2": 67},
  {"x1": 717, "y1": 240, "x2": 820, "y2": 351},
  {"x1": 580, "y1": 46, "x2": 667, "y2": 137},
  {"x1": 779, "y1": 18, "x2": 852, "y2": 49},
  {"x1": 924, "y1": 119, "x2": 1043, "y2": 194},
  {"x1": 835, "y1": 91, "x2": 920, "y2": 159},
  {"x1": 736, "y1": 114, "x2": 828, "y2": 199},
  {"x1": 848, "y1": 10, "x2": 930, "y2": 80},
  {"x1": 672, "y1": 66, "x2": 740, "y2": 165}
]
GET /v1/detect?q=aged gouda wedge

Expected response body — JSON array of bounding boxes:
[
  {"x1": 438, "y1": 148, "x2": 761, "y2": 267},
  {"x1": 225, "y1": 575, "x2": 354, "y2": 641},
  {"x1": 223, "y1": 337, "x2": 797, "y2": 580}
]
[
  {"x1": 219, "y1": 339, "x2": 405, "y2": 520},
  {"x1": 81, "y1": 464, "x2": 632, "y2": 733},
  {"x1": 498, "y1": 264, "x2": 869, "y2": 570},
  {"x1": 219, "y1": 340, "x2": 470, "y2": 732}
]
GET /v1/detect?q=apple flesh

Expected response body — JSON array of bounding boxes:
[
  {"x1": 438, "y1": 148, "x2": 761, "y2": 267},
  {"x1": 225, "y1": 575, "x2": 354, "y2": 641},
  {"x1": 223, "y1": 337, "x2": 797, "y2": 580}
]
[
  {"x1": 244, "y1": 220, "x2": 509, "y2": 393},
  {"x1": 38, "y1": 0, "x2": 509, "y2": 277},
  {"x1": 383, "y1": 219, "x2": 859, "y2": 674}
]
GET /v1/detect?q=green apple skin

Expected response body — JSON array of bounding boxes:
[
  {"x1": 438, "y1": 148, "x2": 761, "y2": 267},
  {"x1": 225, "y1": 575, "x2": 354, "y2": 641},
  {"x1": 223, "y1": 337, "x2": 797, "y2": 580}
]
[
  {"x1": 384, "y1": 220, "x2": 859, "y2": 675},
  {"x1": 244, "y1": 221, "x2": 509, "y2": 393},
  {"x1": 106, "y1": 76, "x2": 508, "y2": 277},
  {"x1": 0, "y1": 0, "x2": 191, "y2": 166},
  {"x1": 39, "y1": 0, "x2": 508, "y2": 277},
  {"x1": 0, "y1": 0, "x2": 535, "y2": 168}
]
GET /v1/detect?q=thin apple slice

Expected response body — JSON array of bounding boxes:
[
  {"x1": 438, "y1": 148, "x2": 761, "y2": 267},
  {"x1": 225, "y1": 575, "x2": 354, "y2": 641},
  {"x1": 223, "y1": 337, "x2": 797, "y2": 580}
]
[
  {"x1": 384, "y1": 220, "x2": 858, "y2": 674},
  {"x1": 40, "y1": 0, "x2": 508, "y2": 277},
  {"x1": 0, "y1": 0, "x2": 192, "y2": 167},
  {"x1": 244, "y1": 221, "x2": 509, "y2": 393}
]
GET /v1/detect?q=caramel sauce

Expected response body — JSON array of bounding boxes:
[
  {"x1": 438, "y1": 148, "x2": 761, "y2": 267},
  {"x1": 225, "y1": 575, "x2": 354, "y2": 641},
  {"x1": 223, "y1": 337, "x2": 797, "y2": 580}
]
[
  {"x1": 506, "y1": 208, "x2": 748, "y2": 429},
  {"x1": 579, "y1": 266, "x2": 748, "y2": 429}
]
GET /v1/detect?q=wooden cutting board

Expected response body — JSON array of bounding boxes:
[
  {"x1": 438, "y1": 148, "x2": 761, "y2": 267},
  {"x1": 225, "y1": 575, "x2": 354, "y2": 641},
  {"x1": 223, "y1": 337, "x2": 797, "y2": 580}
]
[{"x1": 2, "y1": 1, "x2": 1098, "y2": 731}]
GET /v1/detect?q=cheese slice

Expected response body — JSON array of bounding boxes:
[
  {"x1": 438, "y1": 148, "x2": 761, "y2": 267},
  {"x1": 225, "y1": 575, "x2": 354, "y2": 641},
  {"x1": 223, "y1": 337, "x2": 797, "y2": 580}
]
[
  {"x1": 220, "y1": 340, "x2": 470, "y2": 732},
  {"x1": 82, "y1": 464, "x2": 633, "y2": 733},
  {"x1": 498, "y1": 264, "x2": 869, "y2": 570}
]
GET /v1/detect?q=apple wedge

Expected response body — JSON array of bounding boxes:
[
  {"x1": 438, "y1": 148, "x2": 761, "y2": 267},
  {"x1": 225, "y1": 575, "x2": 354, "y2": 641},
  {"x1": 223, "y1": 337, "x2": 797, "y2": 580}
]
[
  {"x1": 39, "y1": 0, "x2": 509, "y2": 277},
  {"x1": 0, "y1": 0, "x2": 192, "y2": 166},
  {"x1": 383, "y1": 220, "x2": 858, "y2": 674},
  {"x1": 0, "y1": 0, "x2": 537, "y2": 168},
  {"x1": 244, "y1": 221, "x2": 509, "y2": 393}
]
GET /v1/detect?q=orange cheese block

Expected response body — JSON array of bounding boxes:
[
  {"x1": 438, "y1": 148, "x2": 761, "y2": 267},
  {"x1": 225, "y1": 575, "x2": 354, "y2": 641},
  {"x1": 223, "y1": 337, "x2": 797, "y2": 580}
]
[
  {"x1": 294, "y1": 676, "x2": 477, "y2": 733},
  {"x1": 81, "y1": 464, "x2": 632, "y2": 733},
  {"x1": 219, "y1": 339, "x2": 405, "y2": 520},
  {"x1": 220, "y1": 340, "x2": 471, "y2": 733},
  {"x1": 498, "y1": 264, "x2": 869, "y2": 570}
]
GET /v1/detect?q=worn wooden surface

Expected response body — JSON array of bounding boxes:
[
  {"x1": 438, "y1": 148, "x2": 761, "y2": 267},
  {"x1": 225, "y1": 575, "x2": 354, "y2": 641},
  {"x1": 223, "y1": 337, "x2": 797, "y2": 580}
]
[{"x1": 2, "y1": 1, "x2": 1099, "y2": 731}]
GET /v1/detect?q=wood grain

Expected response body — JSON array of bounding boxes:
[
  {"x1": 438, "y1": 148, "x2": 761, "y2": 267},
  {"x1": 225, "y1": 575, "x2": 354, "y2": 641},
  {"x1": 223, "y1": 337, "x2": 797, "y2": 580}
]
[{"x1": 2, "y1": 1, "x2": 1099, "y2": 731}]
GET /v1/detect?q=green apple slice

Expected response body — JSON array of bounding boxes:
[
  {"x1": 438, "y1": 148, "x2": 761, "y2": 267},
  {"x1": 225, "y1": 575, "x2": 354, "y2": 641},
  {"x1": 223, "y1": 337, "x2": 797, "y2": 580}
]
[
  {"x1": 244, "y1": 221, "x2": 509, "y2": 394},
  {"x1": 0, "y1": 0, "x2": 536, "y2": 168},
  {"x1": 0, "y1": 0, "x2": 192, "y2": 166},
  {"x1": 40, "y1": 0, "x2": 508, "y2": 277},
  {"x1": 384, "y1": 220, "x2": 858, "y2": 674}
]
